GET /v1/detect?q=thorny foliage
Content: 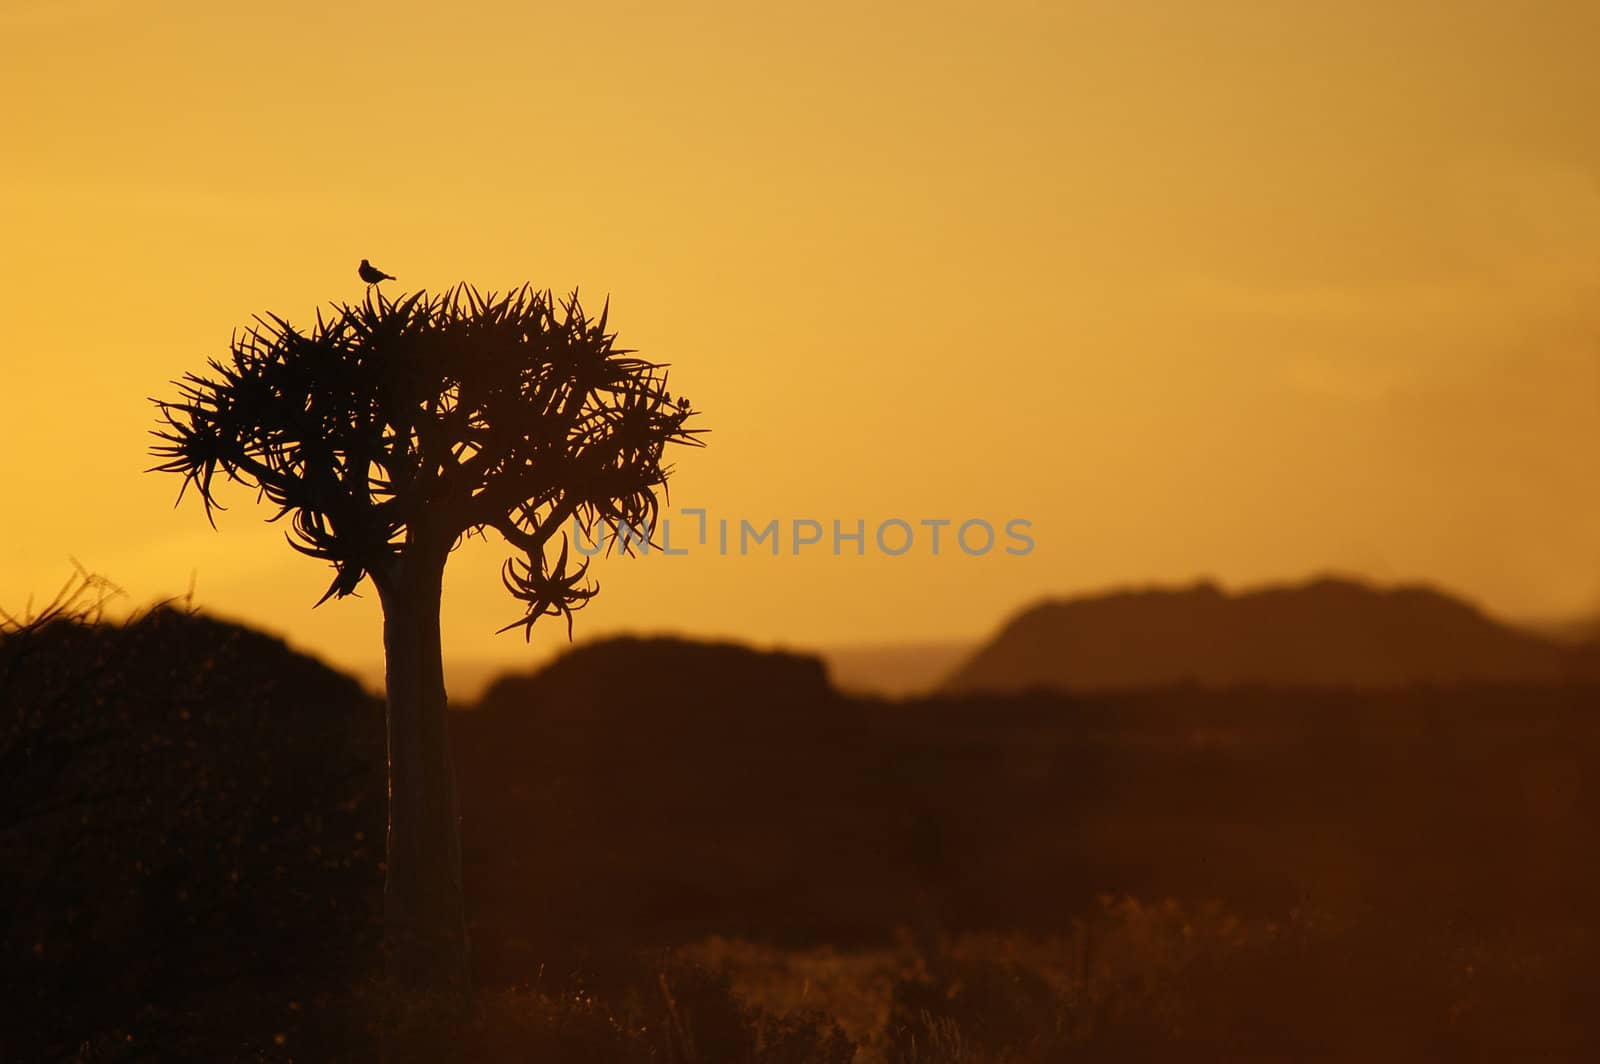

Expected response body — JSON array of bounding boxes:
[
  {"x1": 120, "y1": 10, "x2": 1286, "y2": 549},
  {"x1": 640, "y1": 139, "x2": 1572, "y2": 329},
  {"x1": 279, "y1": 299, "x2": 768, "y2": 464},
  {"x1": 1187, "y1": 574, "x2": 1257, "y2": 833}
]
[{"x1": 150, "y1": 285, "x2": 704, "y2": 636}]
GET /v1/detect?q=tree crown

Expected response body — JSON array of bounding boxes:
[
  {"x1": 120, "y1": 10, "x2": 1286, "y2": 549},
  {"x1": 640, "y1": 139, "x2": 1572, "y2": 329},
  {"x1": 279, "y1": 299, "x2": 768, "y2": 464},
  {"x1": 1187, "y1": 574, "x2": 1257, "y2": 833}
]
[{"x1": 151, "y1": 284, "x2": 705, "y2": 635}]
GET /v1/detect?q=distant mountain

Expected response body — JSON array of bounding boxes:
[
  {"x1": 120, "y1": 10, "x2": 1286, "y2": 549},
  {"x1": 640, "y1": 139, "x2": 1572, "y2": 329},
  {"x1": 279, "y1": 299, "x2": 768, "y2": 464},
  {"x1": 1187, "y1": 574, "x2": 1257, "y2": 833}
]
[
  {"x1": 1524, "y1": 614, "x2": 1600, "y2": 646},
  {"x1": 815, "y1": 640, "x2": 973, "y2": 698},
  {"x1": 942, "y1": 576, "x2": 1600, "y2": 695}
]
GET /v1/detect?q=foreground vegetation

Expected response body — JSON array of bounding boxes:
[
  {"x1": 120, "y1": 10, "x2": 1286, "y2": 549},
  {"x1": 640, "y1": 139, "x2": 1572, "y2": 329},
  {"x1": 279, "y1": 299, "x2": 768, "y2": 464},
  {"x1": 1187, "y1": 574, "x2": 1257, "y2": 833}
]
[{"x1": 6, "y1": 605, "x2": 1600, "y2": 1059}]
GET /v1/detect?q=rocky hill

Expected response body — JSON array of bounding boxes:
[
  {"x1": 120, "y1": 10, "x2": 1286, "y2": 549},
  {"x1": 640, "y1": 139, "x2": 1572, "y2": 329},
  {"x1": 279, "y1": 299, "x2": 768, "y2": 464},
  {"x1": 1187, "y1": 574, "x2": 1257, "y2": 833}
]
[{"x1": 943, "y1": 576, "x2": 1600, "y2": 694}]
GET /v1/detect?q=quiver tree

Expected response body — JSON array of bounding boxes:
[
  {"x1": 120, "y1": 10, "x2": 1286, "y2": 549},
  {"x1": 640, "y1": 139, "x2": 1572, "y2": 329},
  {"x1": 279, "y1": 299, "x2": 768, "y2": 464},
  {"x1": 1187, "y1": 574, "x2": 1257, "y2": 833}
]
[{"x1": 150, "y1": 284, "x2": 704, "y2": 989}]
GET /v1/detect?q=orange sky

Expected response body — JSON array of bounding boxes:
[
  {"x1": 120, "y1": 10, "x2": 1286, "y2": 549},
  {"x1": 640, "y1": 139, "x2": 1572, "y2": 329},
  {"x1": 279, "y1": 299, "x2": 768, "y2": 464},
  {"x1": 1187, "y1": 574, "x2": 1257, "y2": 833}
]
[{"x1": 3, "y1": 0, "x2": 1598, "y2": 682}]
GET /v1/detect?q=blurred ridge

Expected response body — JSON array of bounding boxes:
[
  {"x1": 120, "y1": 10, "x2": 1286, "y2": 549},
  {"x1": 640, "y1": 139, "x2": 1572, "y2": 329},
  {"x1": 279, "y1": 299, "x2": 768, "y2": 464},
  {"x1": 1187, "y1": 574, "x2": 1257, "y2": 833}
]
[{"x1": 943, "y1": 574, "x2": 1600, "y2": 695}]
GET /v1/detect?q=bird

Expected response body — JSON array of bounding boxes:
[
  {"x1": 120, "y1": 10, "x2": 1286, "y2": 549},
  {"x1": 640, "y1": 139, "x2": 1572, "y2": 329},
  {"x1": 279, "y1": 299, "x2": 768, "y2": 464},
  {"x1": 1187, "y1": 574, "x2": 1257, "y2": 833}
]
[{"x1": 358, "y1": 259, "x2": 395, "y2": 285}]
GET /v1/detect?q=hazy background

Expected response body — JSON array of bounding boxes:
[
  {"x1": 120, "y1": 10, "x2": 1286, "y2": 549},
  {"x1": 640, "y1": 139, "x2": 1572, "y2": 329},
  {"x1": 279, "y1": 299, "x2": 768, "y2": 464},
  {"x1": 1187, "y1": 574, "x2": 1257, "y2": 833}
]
[{"x1": 4, "y1": 0, "x2": 1598, "y2": 684}]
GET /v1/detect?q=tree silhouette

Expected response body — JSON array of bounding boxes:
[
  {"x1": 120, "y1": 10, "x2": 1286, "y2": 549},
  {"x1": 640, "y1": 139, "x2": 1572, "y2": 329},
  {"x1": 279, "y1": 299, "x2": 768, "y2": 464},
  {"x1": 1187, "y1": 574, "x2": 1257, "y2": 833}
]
[{"x1": 150, "y1": 284, "x2": 704, "y2": 988}]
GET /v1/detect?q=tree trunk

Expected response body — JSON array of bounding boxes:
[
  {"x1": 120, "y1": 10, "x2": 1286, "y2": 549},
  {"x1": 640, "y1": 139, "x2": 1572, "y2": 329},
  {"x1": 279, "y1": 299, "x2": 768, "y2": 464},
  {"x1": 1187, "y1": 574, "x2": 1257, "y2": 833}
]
[{"x1": 376, "y1": 551, "x2": 470, "y2": 991}]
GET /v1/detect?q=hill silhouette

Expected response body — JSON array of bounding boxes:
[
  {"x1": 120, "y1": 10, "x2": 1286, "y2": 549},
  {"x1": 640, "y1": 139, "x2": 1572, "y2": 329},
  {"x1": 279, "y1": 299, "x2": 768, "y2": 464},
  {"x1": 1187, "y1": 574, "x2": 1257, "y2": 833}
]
[
  {"x1": 1, "y1": 606, "x2": 384, "y2": 1059},
  {"x1": 944, "y1": 575, "x2": 1600, "y2": 695},
  {"x1": 476, "y1": 634, "x2": 833, "y2": 716}
]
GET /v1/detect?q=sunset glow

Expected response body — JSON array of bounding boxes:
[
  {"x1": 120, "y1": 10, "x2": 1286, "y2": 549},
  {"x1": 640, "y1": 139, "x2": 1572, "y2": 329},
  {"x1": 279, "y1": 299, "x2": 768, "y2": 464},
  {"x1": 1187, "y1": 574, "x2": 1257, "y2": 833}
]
[{"x1": 5, "y1": 0, "x2": 1598, "y2": 683}]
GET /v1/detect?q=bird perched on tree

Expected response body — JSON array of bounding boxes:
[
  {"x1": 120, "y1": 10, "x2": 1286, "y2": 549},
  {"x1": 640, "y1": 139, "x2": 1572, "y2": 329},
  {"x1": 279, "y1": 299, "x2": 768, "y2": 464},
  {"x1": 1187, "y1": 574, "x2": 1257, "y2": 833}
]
[{"x1": 359, "y1": 259, "x2": 395, "y2": 285}]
